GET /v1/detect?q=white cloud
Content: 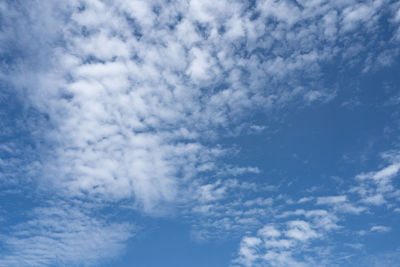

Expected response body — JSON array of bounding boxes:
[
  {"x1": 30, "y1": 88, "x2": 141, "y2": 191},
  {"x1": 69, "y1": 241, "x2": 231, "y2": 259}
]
[
  {"x1": 220, "y1": 166, "x2": 261, "y2": 176},
  {"x1": 342, "y1": 4, "x2": 379, "y2": 32},
  {"x1": 187, "y1": 179, "x2": 275, "y2": 241},
  {"x1": 298, "y1": 197, "x2": 313, "y2": 204},
  {"x1": 237, "y1": 236, "x2": 262, "y2": 267},
  {"x1": 316, "y1": 195, "x2": 365, "y2": 214},
  {"x1": 285, "y1": 220, "x2": 319, "y2": 242},
  {"x1": 370, "y1": 225, "x2": 391, "y2": 233},
  {"x1": 362, "y1": 194, "x2": 386, "y2": 206},
  {"x1": 3, "y1": 0, "x2": 396, "y2": 216},
  {"x1": 0, "y1": 201, "x2": 134, "y2": 267},
  {"x1": 317, "y1": 195, "x2": 347, "y2": 205},
  {"x1": 352, "y1": 156, "x2": 400, "y2": 208},
  {"x1": 357, "y1": 163, "x2": 400, "y2": 181},
  {"x1": 233, "y1": 206, "x2": 340, "y2": 266},
  {"x1": 1, "y1": 0, "x2": 400, "y2": 265},
  {"x1": 258, "y1": 225, "x2": 281, "y2": 238}
]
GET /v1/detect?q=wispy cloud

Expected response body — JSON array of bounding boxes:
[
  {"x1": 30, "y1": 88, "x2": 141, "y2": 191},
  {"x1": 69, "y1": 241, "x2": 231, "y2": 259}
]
[
  {"x1": 0, "y1": 201, "x2": 134, "y2": 267},
  {"x1": 351, "y1": 152, "x2": 400, "y2": 208}
]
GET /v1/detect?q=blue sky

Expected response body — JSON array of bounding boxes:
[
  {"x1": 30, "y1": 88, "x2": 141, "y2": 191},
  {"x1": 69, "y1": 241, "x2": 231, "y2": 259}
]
[{"x1": 1, "y1": 0, "x2": 400, "y2": 266}]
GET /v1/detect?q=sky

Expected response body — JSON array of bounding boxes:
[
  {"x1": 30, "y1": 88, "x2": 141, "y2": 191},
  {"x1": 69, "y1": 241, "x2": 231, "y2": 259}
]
[{"x1": 0, "y1": 0, "x2": 400, "y2": 266}]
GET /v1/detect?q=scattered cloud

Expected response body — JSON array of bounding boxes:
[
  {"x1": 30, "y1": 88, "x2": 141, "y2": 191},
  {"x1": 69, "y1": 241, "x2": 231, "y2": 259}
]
[{"x1": 1, "y1": 0, "x2": 400, "y2": 266}]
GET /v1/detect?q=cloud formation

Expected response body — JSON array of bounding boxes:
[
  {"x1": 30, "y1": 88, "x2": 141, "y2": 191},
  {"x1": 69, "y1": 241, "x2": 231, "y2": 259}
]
[
  {"x1": 0, "y1": 201, "x2": 133, "y2": 266},
  {"x1": 1, "y1": 0, "x2": 400, "y2": 266}
]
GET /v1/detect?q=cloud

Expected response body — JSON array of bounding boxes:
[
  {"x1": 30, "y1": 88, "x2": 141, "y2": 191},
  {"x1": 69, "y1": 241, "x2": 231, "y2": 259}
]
[
  {"x1": 316, "y1": 195, "x2": 365, "y2": 214},
  {"x1": 317, "y1": 195, "x2": 347, "y2": 205},
  {"x1": 0, "y1": 201, "x2": 134, "y2": 267},
  {"x1": 220, "y1": 166, "x2": 261, "y2": 176},
  {"x1": 233, "y1": 206, "x2": 341, "y2": 266},
  {"x1": 187, "y1": 179, "x2": 275, "y2": 242},
  {"x1": 351, "y1": 154, "x2": 400, "y2": 208},
  {"x1": 298, "y1": 197, "x2": 313, "y2": 204},
  {"x1": 1, "y1": 0, "x2": 400, "y2": 266},
  {"x1": 285, "y1": 220, "x2": 319, "y2": 242},
  {"x1": 232, "y1": 148, "x2": 400, "y2": 266},
  {"x1": 370, "y1": 225, "x2": 391, "y2": 233},
  {"x1": 356, "y1": 163, "x2": 400, "y2": 181},
  {"x1": 2, "y1": 0, "x2": 397, "y2": 213}
]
